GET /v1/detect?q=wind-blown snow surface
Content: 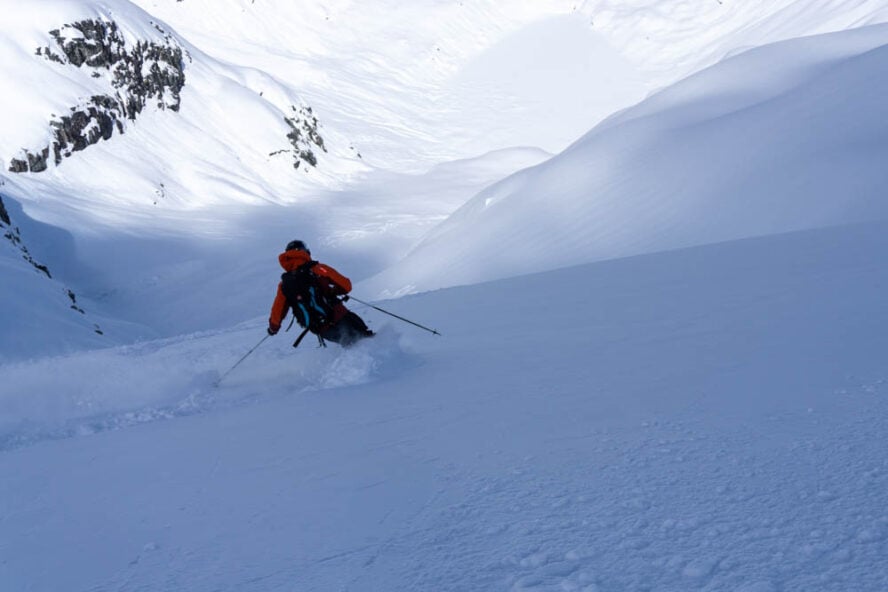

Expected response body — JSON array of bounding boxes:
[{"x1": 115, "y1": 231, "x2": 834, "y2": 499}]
[
  {"x1": 363, "y1": 24, "x2": 888, "y2": 297},
  {"x1": 3, "y1": 222, "x2": 888, "y2": 591}
]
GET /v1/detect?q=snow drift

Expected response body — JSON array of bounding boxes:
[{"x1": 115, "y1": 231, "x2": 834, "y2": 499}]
[{"x1": 363, "y1": 24, "x2": 888, "y2": 297}]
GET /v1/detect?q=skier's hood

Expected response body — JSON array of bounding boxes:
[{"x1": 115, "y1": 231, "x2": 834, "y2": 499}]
[{"x1": 279, "y1": 249, "x2": 311, "y2": 272}]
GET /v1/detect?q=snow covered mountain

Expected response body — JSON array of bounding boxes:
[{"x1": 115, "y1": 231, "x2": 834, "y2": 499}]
[
  {"x1": 3, "y1": 0, "x2": 888, "y2": 349},
  {"x1": 363, "y1": 23, "x2": 888, "y2": 296},
  {"x1": 3, "y1": 2, "x2": 888, "y2": 591}
]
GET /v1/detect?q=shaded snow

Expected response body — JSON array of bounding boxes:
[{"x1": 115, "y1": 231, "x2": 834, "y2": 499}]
[{"x1": 3, "y1": 222, "x2": 888, "y2": 590}]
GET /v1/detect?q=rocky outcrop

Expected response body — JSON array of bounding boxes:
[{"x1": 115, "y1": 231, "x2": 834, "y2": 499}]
[
  {"x1": 9, "y1": 18, "x2": 334, "y2": 177},
  {"x1": 9, "y1": 18, "x2": 187, "y2": 173},
  {"x1": 0, "y1": 194, "x2": 11, "y2": 226},
  {"x1": 277, "y1": 105, "x2": 327, "y2": 170}
]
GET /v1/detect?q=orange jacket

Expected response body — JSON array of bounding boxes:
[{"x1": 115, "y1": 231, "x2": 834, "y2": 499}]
[{"x1": 269, "y1": 249, "x2": 352, "y2": 331}]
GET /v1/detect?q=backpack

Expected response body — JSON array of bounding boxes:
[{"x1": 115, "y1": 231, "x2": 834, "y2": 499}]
[{"x1": 280, "y1": 261, "x2": 336, "y2": 333}]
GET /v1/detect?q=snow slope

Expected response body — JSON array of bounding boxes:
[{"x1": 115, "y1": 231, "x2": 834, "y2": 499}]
[
  {"x1": 363, "y1": 24, "x2": 888, "y2": 297},
  {"x1": 2, "y1": 221, "x2": 888, "y2": 591},
  {"x1": 0, "y1": 145, "x2": 553, "y2": 362},
  {"x1": 123, "y1": 0, "x2": 888, "y2": 165},
  {"x1": 3, "y1": 5, "x2": 888, "y2": 590},
  {"x1": 0, "y1": 186, "x2": 135, "y2": 361},
  {"x1": 4, "y1": 0, "x2": 888, "y2": 355}
]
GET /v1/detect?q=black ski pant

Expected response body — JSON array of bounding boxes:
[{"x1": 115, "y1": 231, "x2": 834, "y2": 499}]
[{"x1": 320, "y1": 311, "x2": 373, "y2": 347}]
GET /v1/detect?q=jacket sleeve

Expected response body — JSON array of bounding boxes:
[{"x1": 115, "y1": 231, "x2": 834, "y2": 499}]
[
  {"x1": 269, "y1": 283, "x2": 289, "y2": 330},
  {"x1": 313, "y1": 263, "x2": 352, "y2": 295}
]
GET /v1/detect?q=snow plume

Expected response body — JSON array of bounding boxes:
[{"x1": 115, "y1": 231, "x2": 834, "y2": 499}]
[{"x1": 0, "y1": 323, "x2": 409, "y2": 450}]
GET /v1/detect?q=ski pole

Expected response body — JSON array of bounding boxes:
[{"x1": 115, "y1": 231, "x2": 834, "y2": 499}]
[
  {"x1": 215, "y1": 334, "x2": 269, "y2": 386},
  {"x1": 347, "y1": 295, "x2": 441, "y2": 336}
]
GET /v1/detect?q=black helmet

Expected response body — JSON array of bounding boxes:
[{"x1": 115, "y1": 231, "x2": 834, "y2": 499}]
[{"x1": 285, "y1": 239, "x2": 310, "y2": 254}]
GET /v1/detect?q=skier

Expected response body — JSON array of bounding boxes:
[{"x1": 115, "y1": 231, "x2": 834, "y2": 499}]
[{"x1": 267, "y1": 240, "x2": 374, "y2": 347}]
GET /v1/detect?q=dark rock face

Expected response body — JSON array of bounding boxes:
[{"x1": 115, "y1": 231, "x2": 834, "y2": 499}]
[
  {"x1": 47, "y1": 19, "x2": 126, "y2": 68},
  {"x1": 9, "y1": 149, "x2": 50, "y2": 174},
  {"x1": 0, "y1": 195, "x2": 10, "y2": 226},
  {"x1": 10, "y1": 19, "x2": 187, "y2": 173},
  {"x1": 50, "y1": 96, "x2": 124, "y2": 164},
  {"x1": 280, "y1": 106, "x2": 327, "y2": 170}
]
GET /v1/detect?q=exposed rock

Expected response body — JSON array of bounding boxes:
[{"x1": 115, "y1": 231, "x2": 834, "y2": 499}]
[
  {"x1": 7, "y1": 159, "x2": 28, "y2": 174},
  {"x1": 9, "y1": 18, "x2": 186, "y2": 173},
  {"x1": 51, "y1": 96, "x2": 124, "y2": 165},
  {"x1": 12, "y1": 19, "x2": 332, "y2": 177},
  {"x1": 9, "y1": 148, "x2": 50, "y2": 174},
  {"x1": 67, "y1": 289, "x2": 85, "y2": 314},
  {"x1": 279, "y1": 105, "x2": 327, "y2": 170},
  {"x1": 46, "y1": 20, "x2": 125, "y2": 68},
  {"x1": 0, "y1": 195, "x2": 10, "y2": 226}
]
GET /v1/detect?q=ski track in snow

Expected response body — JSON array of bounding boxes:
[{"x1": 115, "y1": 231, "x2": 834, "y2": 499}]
[
  {"x1": 0, "y1": 325, "x2": 410, "y2": 452},
  {"x1": 3, "y1": 224, "x2": 888, "y2": 591}
]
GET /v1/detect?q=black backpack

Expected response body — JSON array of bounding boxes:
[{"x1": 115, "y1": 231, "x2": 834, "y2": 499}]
[{"x1": 280, "y1": 261, "x2": 336, "y2": 333}]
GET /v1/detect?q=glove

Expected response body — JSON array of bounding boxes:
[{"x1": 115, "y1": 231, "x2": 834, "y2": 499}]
[
  {"x1": 267, "y1": 325, "x2": 279, "y2": 336},
  {"x1": 341, "y1": 295, "x2": 350, "y2": 302}
]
